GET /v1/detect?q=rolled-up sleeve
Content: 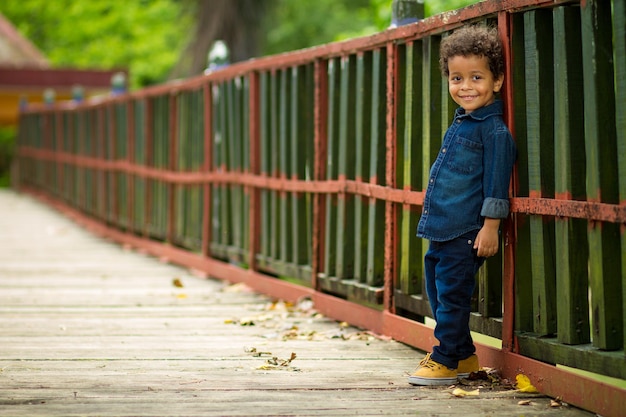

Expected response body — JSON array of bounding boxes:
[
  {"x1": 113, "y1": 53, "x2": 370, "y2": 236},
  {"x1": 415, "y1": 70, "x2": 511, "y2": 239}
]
[{"x1": 480, "y1": 125, "x2": 517, "y2": 219}]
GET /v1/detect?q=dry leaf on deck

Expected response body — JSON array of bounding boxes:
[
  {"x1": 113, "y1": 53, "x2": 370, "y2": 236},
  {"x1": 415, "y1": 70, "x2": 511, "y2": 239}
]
[
  {"x1": 515, "y1": 374, "x2": 539, "y2": 393},
  {"x1": 451, "y1": 388, "x2": 480, "y2": 397},
  {"x1": 172, "y1": 278, "x2": 184, "y2": 288},
  {"x1": 518, "y1": 400, "x2": 532, "y2": 406}
]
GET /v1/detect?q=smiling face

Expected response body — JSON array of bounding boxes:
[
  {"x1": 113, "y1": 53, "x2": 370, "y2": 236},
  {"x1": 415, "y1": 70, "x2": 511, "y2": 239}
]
[{"x1": 447, "y1": 54, "x2": 504, "y2": 114}]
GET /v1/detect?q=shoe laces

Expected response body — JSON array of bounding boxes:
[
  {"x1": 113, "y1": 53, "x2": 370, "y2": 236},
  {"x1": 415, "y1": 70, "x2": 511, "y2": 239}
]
[{"x1": 417, "y1": 353, "x2": 439, "y2": 370}]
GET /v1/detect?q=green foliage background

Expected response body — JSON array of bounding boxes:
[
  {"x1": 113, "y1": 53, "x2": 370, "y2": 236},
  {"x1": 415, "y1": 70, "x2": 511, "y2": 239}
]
[
  {"x1": 1, "y1": 0, "x2": 474, "y2": 89},
  {"x1": 0, "y1": 0, "x2": 474, "y2": 186}
]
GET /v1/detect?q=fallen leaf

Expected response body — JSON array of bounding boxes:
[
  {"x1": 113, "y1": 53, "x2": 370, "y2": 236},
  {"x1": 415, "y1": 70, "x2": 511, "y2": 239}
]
[
  {"x1": 518, "y1": 400, "x2": 532, "y2": 406},
  {"x1": 550, "y1": 399, "x2": 562, "y2": 407},
  {"x1": 172, "y1": 278, "x2": 184, "y2": 288},
  {"x1": 452, "y1": 388, "x2": 480, "y2": 397},
  {"x1": 175, "y1": 293, "x2": 187, "y2": 299},
  {"x1": 515, "y1": 374, "x2": 539, "y2": 393},
  {"x1": 256, "y1": 352, "x2": 298, "y2": 370}
]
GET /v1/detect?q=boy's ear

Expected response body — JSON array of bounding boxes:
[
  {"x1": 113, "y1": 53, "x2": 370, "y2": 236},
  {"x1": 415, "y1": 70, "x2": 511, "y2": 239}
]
[{"x1": 493, "y1": 74, "x2": 504, "y2": 92}]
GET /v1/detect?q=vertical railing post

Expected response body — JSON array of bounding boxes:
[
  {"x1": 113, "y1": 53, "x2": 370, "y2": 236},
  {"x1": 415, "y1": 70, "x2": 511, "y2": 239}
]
[
  {"x1": 383, "y1": 41, "x2": 397, "y2": 312},
  {"x1": 167, "y1": 91, "x2": 178, "y2": 243},
  {"x1": 202, "y1": 82, "x2": 214, "y2": 259},
  {"x1": 313, "y1": 59, "x2": 329, "y2": 291},
  {"x1": 499, "y1": 10, "x2": 517, "y2": 353},
  {"x1": 144, "y1": 98, "x2": 154, "y2": 238},
  {"x1": 127, "y1": 99, "x2": 136, "y2": 233},
  {"x1": 248, "y1": 71, "x2": 260, "y2": 272}
]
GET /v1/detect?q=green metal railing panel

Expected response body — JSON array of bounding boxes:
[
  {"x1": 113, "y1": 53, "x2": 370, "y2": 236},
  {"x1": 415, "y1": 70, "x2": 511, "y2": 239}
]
[
  {"x1": 335, "y1": 55, "x2": 356, "y2": 281},
  {"x1": 353, "y1": 50, "x2": 386, "y2": 289},
  {"x1": 581, "y1": 0, "x2": 622, "y2": 351},
  {"x1": 365, "y1": 49, "x2": 386, "y2": 288},
  {"x1": 174, "y1": 89, "x2": 205, "y2": 251},
  {"x1": 148, "y1": 95, "x2": 170, "y2": 239},
  {"x1": 553, "y1": 5, "x2": 590, "y2": 346},
  {"x1": 257, "y1": 66, "x2": 314, "y2": 281},
  {"x1": 353, "y1": 53, "x2": 368, "y2": 283},
  {"x1": 133, "y1": 99, "x2": 147, "y2": 234},
  {"x1": 210, "y1": 77, "x2": 249, "y2": 262},
  {"x1": 524, "y1": 10, "x2": 557, "y2": 337},
  {"x1": 115, "y1": 102, "x2": 129, "y2": 229},
  {"x1": 259, "y1": 71, "x2": 272, "y2": 266},
  {"x1": 289, "y1": 64, "x2": 313, "y2": 272},
  {"x1": 323, "y1": 58, "x2": 340, "y2": 282},
  {"x1": 396, "y1": 40, "x2": 424, "y2": 307},
  {"x1": 510, "y1": 12, "x2": 534, "y2": 334}
]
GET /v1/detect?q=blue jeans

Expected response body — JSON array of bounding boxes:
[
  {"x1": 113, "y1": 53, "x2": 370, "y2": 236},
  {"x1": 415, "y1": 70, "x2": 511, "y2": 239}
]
[{"x1": 424, "y1": 230, "x2": 484, "y2": 369}]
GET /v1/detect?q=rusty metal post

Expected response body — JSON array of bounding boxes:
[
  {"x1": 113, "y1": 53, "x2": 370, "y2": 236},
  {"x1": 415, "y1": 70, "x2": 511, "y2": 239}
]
[
  {"x1": 248, "y1": 72, "x2": 260, "y2": 272},
  {"x1": 312, "y1": 59, "x2": 329, "y2": 291},
  {"x1": 201, "y1": 82, "x2": 214, "y2": 259},
  {"x1": 383, "y1": 42, "x2": 398, "y2": 313}
]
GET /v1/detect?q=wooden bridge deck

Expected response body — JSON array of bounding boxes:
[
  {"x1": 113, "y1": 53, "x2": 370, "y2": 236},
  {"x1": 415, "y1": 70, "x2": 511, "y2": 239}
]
[{"x1": 0, "y1": 189, "x2": 594, "y2": 417}]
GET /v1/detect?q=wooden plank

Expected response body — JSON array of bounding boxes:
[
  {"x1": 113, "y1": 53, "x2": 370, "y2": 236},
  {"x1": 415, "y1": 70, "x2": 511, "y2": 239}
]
[
  {"x1": 353, "y1": 52, "x2": 370, "y2": 284},
  {"x1": 397, "y1": 41, "x2": 422, "y2": 297},
  {"x1": 552, "y1": 5, "x2": 590, "y2": 345},
  {"x1": 289, "y1": 65, "x2": 312, "y2": 268},
  {"x1": 259, "y1": 72, "x2": 271, "y2": 262},
  {"x1": 614, "y1": 0, "x2": 626, "y2": 354},
  {"x1": 581, "y1": 0, "x2": 622, "y2": 351},
  {"x1": 523, "y1": 9, "x2": 556, "y2": 336},
  {"x1": 323, "y1": 58, "x2": 340, "y2": 281},
  {"x1": 0, "y1": 189, "x2": 598, "y2": 417},
  {"x1": 365, "y1": 48, "x2": 386, "y2": 288},
  {"x1": 335, "y1": 55, "x2": 356, "y2": 280},
  {"x1": 516, "y1": 334, "x2": 626, "y2": 380},
  {"x1": 279, "y1": 68, "x2": 292, "y2": 265},
  {"x1": 510, "y1": 12, "x2": 534, "y2": 334}
]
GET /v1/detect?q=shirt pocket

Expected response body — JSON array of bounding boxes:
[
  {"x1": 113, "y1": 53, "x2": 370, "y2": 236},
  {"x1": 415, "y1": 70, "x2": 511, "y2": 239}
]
[{"x1": 446, "y1": 136, "x2": 483, "y2": 174}]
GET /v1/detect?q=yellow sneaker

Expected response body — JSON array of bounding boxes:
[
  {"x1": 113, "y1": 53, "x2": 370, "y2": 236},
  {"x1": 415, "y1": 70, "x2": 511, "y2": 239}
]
[
  {"x1": 408, "y1": 354, "x2": 458, "y2": 386},
  {"x1": 457, "y1": 354, "x2": 480, "y2": 378}
]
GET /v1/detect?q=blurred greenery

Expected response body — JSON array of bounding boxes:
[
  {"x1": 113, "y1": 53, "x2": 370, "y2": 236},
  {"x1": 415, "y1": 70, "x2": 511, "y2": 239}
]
[
  {"x1": 0, "y1": 0, "x2": 474, "y2": 187},
  {"x1": 0, "y1": 0, "x2": 191, "y2": 88},
  {"x1": 1, "y1": 0, "x2": 475, "y2": 88}
]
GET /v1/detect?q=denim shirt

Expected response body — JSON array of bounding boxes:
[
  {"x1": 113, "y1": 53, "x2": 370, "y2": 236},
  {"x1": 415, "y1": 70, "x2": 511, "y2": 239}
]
[{"x1": 417, "y1": 100, "x2": 517, "y2": 242}]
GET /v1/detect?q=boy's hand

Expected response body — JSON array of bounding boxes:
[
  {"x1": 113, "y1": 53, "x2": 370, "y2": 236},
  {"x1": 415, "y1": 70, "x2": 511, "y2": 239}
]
[{"x1": 474, "y1": 218, "x2": 501, "y2": 257}]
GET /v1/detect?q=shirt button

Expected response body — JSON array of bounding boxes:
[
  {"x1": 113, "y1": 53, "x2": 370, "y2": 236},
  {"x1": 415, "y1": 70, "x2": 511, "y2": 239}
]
[
  {"x1": 457, "y1": 119, "x2": 461, "y2": 124},
  {"x1": 424, "y1": 210, "x2": 428, "y2": 214},
  {"x1": 429, "y1": 178, "x2": 434, "y2": 183},
  {"x1": 442, "y1": 148, "x2": 447, "y2": 153}
]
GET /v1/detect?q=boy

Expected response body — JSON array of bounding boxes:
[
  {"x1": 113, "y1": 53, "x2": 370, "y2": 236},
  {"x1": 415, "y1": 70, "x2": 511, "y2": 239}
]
[{"x1": 408, "y1": 25, "x2": 517, "y2": 386}]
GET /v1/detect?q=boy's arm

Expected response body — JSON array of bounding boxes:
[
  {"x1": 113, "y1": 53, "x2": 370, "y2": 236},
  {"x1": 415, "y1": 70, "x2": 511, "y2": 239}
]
[{"x1": 473, "y1": 218, "x2": 500, "y2": 257}]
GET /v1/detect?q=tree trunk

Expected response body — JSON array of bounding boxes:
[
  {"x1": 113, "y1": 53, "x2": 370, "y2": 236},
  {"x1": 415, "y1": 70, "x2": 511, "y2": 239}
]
[{"x1": 169, "y1": 0, "x2": 271, "y2": 80}]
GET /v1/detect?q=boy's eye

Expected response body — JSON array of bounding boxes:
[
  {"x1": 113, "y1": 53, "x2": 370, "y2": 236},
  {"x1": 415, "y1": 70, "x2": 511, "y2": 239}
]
[
  {"x1": 472, "y1": 75, "x2": 482, "y2": 80},
  {"x1": 450, "y1": 76, "x2": 462, "y2": 82}
]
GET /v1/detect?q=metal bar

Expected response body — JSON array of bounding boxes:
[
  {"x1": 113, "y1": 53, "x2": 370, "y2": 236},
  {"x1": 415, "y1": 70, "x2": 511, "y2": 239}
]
[
  {"x1": 202, "y1": 82, "x2": 213, "y2": 258},
  {"x1": 248, "y1": 71, "x2": 260, "y2": 272},
  {"x1": 313, "y1": 59, "x2": 329, "y2": 291},
  {"x1": 383, "y1": 41, "x2": 397, "y2": 312}
]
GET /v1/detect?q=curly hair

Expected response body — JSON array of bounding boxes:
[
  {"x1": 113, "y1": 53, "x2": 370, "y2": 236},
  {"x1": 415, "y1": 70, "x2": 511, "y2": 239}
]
[{"x1": 439, "y1": 25, "x2": 505, "y2": 78}]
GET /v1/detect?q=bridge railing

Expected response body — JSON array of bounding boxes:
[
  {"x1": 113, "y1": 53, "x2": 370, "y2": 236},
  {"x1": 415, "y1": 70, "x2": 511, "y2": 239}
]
[{"x1": 14, "y1": 1, "x2": 625, "y2": 415}]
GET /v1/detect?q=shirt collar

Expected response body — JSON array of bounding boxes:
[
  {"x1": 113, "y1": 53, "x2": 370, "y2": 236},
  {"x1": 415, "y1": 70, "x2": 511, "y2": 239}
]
[{"x1": 454, "y1": 99, "x2": 503, "y2": 121}]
